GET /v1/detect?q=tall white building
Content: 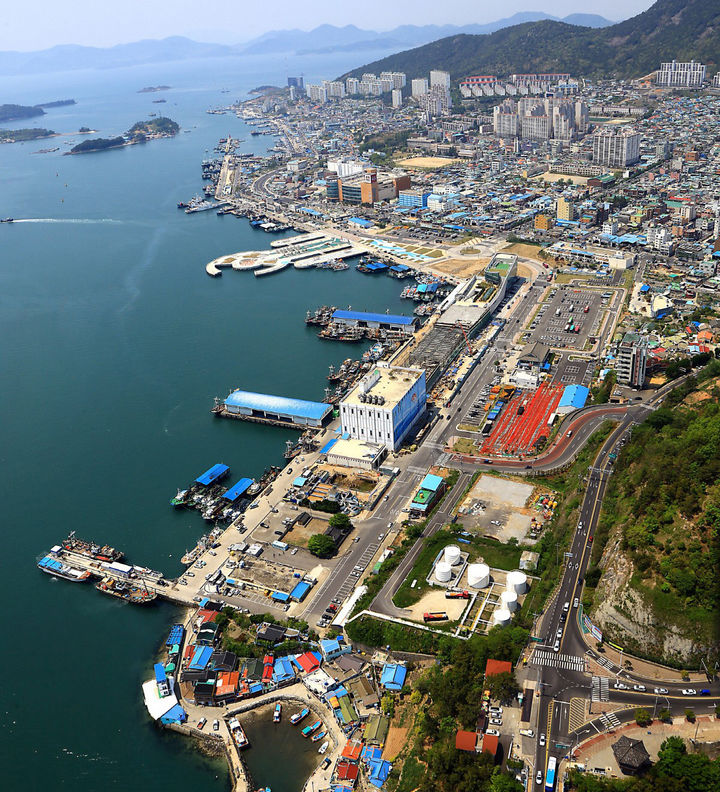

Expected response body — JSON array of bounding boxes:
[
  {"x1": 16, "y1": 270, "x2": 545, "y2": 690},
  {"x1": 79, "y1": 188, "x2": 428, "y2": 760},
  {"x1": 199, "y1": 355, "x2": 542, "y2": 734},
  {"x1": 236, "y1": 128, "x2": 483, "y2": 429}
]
[
  {"x1": 593, "y1": 127, "x2": 641, "y2": 168},
  {"x1": 616, "y1": 332, "x2": 647, "y2": 388},
  {"x1": 493, "y1": 100, "x2": 520, "y2": 136},
  {"x1": 323, "y1": 80, "x2": 346, "y2": 98},
  {"x1": 411, "y1": 78, "x2": 429, "y2": 97},
  {"x1": 339, "y1": 365, "x2": 427, "y2": 451},
  {"x1": 391, "y1": 89, "x2": 403, "y2": 108},
  {"x1": 656, "y1": 60, "x2": 706, "y2": 88},
  {"x1": 430, "y1": 70, "x2": 451, "y2": 90},
  {"x1": 345, "y1": 77, "x2": 360, "y2": 95},
  {"x1": 380, "y1": 71, "x2": 407, "y2": 89},
  {"x1": 305, "y1": 84, "x2": 328, "y2": 103},
  {"x1": 714, "y1": 72, "x2": 720, "y2": 89}
]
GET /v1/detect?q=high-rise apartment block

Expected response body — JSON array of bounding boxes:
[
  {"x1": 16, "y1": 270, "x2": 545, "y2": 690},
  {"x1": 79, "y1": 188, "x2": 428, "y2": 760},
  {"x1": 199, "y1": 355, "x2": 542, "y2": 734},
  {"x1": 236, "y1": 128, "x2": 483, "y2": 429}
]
[
  {"x1": 656, "y1": 60, "x2": 706, "y2": 88},
  {"x1": 492, "y1": 97, "x2": 588, "y2": 140},
  {"x1": 592, "y1": 127, "x2": 641, "y2": 168},
  {"x1": 411, "y1": 78, "x2": 429, "y2": 97},
  {"x1": 616, "y1": 332, "x2": 647, "y2": 388}
]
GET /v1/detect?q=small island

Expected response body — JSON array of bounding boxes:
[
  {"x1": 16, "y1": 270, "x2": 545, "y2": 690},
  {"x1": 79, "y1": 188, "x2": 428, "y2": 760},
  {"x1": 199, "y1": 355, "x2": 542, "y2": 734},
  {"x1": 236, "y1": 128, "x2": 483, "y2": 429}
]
[
  {"x1": 67, "y1": 116, "x2": 180, "y2": 154},
  {"x1": 0, "y1": 104, "x2": 45, "y2": 123},
  {"x1": 138, "y1": 85, "x2": 171, "y2": 93},
  {"x1": 0, "y1": 128, "x2": 56, "y2": 144},
  {"x1": 35, "y1": 99, "x2": 76, "y2": 109},
  {"x1": 249, "y1": 85, "x2": 282, "y2": 95}
]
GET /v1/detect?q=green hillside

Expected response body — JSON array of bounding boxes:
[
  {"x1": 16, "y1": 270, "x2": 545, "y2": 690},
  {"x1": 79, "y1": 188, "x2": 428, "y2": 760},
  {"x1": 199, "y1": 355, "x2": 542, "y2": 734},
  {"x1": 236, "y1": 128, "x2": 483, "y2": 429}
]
[{"x1": 342, "y1": 0, "x2": 720, "y2": 81}]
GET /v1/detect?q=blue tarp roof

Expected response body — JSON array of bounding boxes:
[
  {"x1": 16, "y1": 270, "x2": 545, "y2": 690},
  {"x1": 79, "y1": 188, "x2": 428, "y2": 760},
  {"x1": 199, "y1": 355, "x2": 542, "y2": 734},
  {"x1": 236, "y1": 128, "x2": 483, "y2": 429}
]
[
  {"x1": 189, "y1": 646, "x2": 214, "y2": 671},
  {"x1": 365, "y1": 261, "x2": 388, "y2": 271},
  {"x1": 290, "y1": 580, "x2": 312, "y2": 601},
  {"x1": 558, "y1": 384, "x2": 589, "y2": 410},
  {"x1": 380, "y1": 664, "x2": 407, "y2": 691},
  {"x1": 320, "y1": 638, "x2": 341, "y2": 656},
  {"x1": 160, "y1": 704, "x2": 187, "y2": 724},
  {"x1": 368, "y1": 759, "x2": 392, "y2": 787},
  {"x1": 293, "y1": 476, "x2": 308, "y2": 487},
  {"x1": 223, "y1": 478, "x2": 254, "y2": 501},
  {"x1": 320, "y1": 438, "x2": 338, "y2": 454},
  {"x1": 332, "y1": 309, "x2": 413, "y2": 326},
  {"x1": 224, "y1": 390, "x2": 331, "y2": 421},
  {"x1": 195, "y1": 463, "x2": 229, "y2": 486},
  {"x1": 154, "y1": 663, "x2": 167, "y2": 683},
  {"x1": 271, "y1": 591, "x2": 290, "y2": 602},
  {"x1": 390, "y1": 264, "x2": 410, "y2": 272},
  {"x1": 363, "y1": 746, "x2": 383, "y2": 763},
  {"x1": 420, "y1": 473, "x2": 444, "y2": 492},
  {"x1": 273, "y1": 656, "x2": 296, "y2": 682},
  {"x1": 166, "y1": 624, "x2": 184, "y2": 646},
  {"x1": 640, "y1": 284, "x2": 650, "y2": 293},
  {"x1": 349, "y1": 217, "x2": 373, "y2": 228}
]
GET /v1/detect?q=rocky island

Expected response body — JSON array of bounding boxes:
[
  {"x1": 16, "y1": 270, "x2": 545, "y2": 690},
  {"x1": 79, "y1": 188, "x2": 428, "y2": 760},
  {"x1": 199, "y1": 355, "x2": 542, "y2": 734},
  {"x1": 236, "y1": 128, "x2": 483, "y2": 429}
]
[
  {"x1": 67, "y1": 116, "x2": 179, "y2": 154},
  {"x1": 0, "y1": 127, "x2": 56, "y2": 144}
]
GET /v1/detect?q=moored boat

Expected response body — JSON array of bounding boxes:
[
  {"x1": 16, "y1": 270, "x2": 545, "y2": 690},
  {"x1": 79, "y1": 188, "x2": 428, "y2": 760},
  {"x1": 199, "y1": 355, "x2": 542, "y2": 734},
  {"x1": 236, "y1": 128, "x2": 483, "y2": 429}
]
[
  {"x1": 62, "y1": 530, "x2": 123, "y2": 562},
  {"x1": 318, "y1": 741, "x2": 329, "y2": 754},
  {"x1": 95, "y1": 577, "x2": 157, "y2": 604},
  {"x1": 273, "y1": 703, "x2": 281, "y2": 722},
  {"x1": 37, "y1": 551, "x2": 92, "y2": 582},
  {"x1": 311, "y1": 729, "x2": 326, "y2": 742},
  {"x1": 229, "y1": 717, "x2": 249, "y2": 748},
  {"x1": 301, "y1": 719, "x2": 321, "y2": 737},
  {"x1": 290, "y1": 708, "x2": 309, "y2": 724}
]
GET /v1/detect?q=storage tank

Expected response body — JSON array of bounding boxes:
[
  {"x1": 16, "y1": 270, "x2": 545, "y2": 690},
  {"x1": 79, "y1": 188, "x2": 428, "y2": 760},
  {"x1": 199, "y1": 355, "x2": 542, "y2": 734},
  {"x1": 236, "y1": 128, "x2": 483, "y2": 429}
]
[
  {"x1": 506, "y1": 570, "x2": 528, "y2": 595},
  {"x1": 492, "y1": 607, "x2": 512, "y2": 626},
  {"x1": 444, "y1": 545, "x2": 462, "y2": 566},
  {"x1": 467, "y1": 562, "x2": 490, "y2": 589},
  {"x1": 434, "y1": 561, "x2": 452, "y2": 583},
  {"x1": 500, "y1": 589, "x2": 518, "y2": 612}
]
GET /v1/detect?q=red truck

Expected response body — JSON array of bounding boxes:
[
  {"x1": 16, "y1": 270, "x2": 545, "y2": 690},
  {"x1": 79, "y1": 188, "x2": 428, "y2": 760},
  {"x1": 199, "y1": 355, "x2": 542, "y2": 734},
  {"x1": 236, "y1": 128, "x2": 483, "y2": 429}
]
[
  {"x1": 445, "y1": 590, "x2": 470, "y2": 599},
  {"x1": 423, "y1": 612, "x2": 449, "y2": 622}
]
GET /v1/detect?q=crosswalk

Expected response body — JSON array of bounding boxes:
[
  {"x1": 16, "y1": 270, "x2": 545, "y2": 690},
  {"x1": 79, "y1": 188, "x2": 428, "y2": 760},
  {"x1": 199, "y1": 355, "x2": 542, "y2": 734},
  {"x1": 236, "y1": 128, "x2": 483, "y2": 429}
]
[
  {"x1": 592, "y1": 653, "x2": 616, "y2": 672},
  {"x1": 531, "y1": 649, "x2": 586, "y2": 672},
  {"x1": 598, "y1": 712, "x2": 621, "y2": 730},
  {"x1": 591, "y1": 676, "x2": 610, "y2": 702},
  {"x1": 333, "y1": 543, "x2": 379, "y2": 602}
]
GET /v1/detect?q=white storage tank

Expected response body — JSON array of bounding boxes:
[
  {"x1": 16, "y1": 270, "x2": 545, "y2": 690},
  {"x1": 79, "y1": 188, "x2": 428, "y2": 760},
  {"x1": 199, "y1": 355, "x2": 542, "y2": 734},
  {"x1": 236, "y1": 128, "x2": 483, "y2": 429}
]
[
  {"x1": 500, "y1": 589, "x2": 518, "y2": 612},
  {"x1": 444, "y1": 545, "x2": 462, "y2": 566},
  {"x1": 506, "y1": 570, "x2": 528, "y2": 595},
  {"x1": 467, "y1": 562, "x2": 490, "y2": 589},
  {"x1": 434, "y1": 560, "x2": 452, "y2": 583},
  {"x1": 492, "y1": 607, "x2": 512, "y2": 626}
]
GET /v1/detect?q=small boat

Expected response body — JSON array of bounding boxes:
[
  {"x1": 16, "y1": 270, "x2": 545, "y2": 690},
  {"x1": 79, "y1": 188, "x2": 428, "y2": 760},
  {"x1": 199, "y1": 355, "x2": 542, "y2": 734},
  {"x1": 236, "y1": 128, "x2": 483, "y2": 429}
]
[
  {"x1": 311, "y1": 730, "x2": 326, "y2": 743},
  {"x1": 95, "y1": 577, "x2": 157, "y2": 604},
  {"x1": 170, "y1": 489, "x2": 188, "y2": 507},
  {"x1": 37, "y1": 553, "x2": 91, "y2": 582},
  {"x1": 229, "y1": 717, "x2": 249, "y2": 749},
  {"x1": 318, "y1": 741, "x2": 329, "y2": 754},
  {"x1": 302, "y1": 719, "x2": 321, "y2": 737},
  {"x1": 273, "y1": 703, "x2": 281, "y2": 723},
  {"x1": 290, "y1": 708, "x2": 309, "y2": 724},
  {"x1": 0, "y1": 217, "x2": 14, "y2": 223}
]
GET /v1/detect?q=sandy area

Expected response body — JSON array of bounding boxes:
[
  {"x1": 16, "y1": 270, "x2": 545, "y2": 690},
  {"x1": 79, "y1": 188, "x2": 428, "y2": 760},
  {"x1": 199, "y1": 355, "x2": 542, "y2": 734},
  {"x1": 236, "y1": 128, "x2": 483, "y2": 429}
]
[
  {"x1": 406, "y1": 589, "x2": 468, "y2": 621},
  {"x1": 531, "y1": 172, "x2": 590, "y2": 185},
  {"x1": 470, "y1": 475, "x2": 534, "y2": 509},
  {"x1": 383, "y1": 726, "x2": 409, "y2": 761},
  {"x1": 396, "y1": 156, "x2": 459, "y2": 169},
  {"x1": 284, "y1": 517, "x2": 328, "y2": 548},
  {"x1": 433, "y1": 257, "x2": 491, "y2": 278}
]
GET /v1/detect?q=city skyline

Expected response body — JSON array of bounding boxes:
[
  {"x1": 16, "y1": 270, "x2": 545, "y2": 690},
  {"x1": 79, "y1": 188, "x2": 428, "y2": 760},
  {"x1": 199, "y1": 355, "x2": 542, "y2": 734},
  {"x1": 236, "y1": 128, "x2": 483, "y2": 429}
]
[{"x1": 1, "y1": 0, "x2": 654, "y2": 51}]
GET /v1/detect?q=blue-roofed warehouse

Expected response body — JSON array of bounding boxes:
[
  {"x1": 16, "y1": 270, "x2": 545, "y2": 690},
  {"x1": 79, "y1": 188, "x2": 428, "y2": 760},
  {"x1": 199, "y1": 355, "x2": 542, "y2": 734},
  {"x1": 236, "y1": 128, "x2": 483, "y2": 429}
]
[
  {"x1": 195, "y1": 464, "x2": 230, "y2": 486},
  {"x1": 556, "y1": 385, "x2": 589, "y2": 414},
  {"x1": 222, "y1": 390, "x2": 332, "y2": 428},
  {"x1": 223, "y1": 478, "x2": 254, "y2": 502},
  {"x1": 331, "y1": 309, "x2": 416, "y2": 336}
]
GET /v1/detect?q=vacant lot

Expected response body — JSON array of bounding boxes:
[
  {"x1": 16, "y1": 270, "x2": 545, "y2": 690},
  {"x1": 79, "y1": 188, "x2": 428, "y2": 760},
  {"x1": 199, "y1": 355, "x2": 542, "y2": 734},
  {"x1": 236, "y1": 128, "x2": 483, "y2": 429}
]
[{"x1": 396, "y1": 156, "x2": 459, "y2": 169}]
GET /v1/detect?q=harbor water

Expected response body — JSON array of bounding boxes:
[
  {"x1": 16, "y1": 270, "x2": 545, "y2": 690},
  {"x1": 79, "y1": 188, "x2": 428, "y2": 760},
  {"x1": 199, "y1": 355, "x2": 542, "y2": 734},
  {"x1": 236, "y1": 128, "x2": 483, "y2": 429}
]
[{"x1": 0, "y1": 49, "x2": 399, "y2": 790}]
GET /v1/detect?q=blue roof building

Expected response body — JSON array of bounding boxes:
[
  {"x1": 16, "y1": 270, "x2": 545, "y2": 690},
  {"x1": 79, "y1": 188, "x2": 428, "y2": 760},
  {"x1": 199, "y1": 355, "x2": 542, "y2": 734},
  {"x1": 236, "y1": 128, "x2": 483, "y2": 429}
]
[
  {"x1": 380, "y1": 664, "x2": 407, "y2": 691},
  {"x1": 557, "y1": 385, "x2": 589, "y2": 414},
  {"x1": 331, "y1": 309, "x2": 415, "y2": 336},
  {"x1": 195, "y1": 463, "x2": 229, "y2": 486},
  {"x1": 223, "y1": 478, "x2": 254, "y2": 501},
  {"x1": 223, "y1": 390, "x2": 332, "y2": 427}
]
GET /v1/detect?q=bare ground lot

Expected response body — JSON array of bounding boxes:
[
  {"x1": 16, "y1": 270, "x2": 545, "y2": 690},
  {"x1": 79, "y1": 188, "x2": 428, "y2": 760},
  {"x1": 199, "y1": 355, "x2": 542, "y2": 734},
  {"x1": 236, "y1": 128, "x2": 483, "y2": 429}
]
[{"x1": 457, "y1": 475, "x2": 535, "y2": 542}]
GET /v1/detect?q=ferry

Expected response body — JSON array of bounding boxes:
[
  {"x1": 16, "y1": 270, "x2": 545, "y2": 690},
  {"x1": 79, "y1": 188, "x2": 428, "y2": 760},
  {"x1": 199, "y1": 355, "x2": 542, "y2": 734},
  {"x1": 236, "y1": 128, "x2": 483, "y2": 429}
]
[
  {"x1": 311, "y1": 730, "x2": 326, "y2": 743},
  {"x1": 301, "y1": 719, "x2": 321, "y2": 737},
  {"x1": 62, "y1": 531, "x2": 123, "y2": 562},
  {"x1": 290, "y1": 708, "x2": 309, "y2": 724},
  {"x1": 37, "y1": 552, "x2": 92, "y2": 582},
  {"x1": 95, "y1": 577, "x2": 157, "y2": 604},
  {"x1": 318, "y1": 741, "x2": 329, "y2": 755},
  {"x1": 273, "y1": 703, "x2": 282, "y2": 722},
  {"x1": 229, "y1": 717, "x2": 249, "y2": 749}
]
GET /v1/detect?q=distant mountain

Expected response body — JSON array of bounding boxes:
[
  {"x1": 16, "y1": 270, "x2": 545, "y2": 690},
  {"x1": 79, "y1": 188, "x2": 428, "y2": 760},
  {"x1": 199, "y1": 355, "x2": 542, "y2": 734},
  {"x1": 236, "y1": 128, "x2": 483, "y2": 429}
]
[
  {"x1": 342, "y1": 0, "x2": 720, "y2": 81},
  {"x1": 0, "y1": 13, "x2": 614, "y2": 76}
]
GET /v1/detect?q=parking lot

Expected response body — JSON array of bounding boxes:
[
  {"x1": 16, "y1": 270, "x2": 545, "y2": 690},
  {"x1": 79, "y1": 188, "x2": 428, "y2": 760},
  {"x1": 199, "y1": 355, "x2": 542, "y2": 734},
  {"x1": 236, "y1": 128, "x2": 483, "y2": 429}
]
[{"x1": 522, "y1": 285, "x2": 610, "y2": 352}]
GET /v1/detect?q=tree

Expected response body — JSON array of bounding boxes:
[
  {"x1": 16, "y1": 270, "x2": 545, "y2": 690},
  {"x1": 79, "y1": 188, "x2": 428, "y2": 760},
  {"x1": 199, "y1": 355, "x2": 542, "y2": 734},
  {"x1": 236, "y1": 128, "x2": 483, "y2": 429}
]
[
  {"x1": 685, "y1": 708, "x2": 696, "y2": 722},
  {"x1": 485, "y1": 671, "x2": 520, "y2": 703},
  {"x1": 307, "y1": 534, "x2": 336, "y2": 558},
  {"x1": 328, "y1": 512, "x2": 352, "y2": 531},
  {"x1": 634, "y1": 707, "x2": 651, "y2": 727},
  {"x1": 658, "y1": 708, "x2": 671, "y2": 723},
  {"x1": 490, "y1": 769, "x2": 523, "y2": 792}
]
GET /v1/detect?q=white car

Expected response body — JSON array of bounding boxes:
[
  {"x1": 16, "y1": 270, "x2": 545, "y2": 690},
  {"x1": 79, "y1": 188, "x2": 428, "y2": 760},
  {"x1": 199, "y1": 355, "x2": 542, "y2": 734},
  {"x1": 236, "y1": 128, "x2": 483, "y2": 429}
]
[
  {"x1": 536, "y1": 771, "x2": 543, "y2": 785},
  {"x1": 539, "y1": 733, "x2": 546, "y2": 747},
  {"x1": 681, "y1": 689, "x2": 697, "y2": 696},
  {"x1": 485, "y1": 729, "x2": 500, "y2": 737},
  {"x1": 490, "y1": 718, "x2": 502, "y2": 726},
  {"x1": 653, "y1": 687, "x2": 668, "y2": 695}
]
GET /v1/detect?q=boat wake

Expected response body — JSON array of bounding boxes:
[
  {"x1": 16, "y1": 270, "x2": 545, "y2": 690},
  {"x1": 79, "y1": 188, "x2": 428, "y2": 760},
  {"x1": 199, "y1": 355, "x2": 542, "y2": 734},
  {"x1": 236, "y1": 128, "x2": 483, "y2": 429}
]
[{"x1": 12, "y1": 218, "x2": 124, "y2": 224}]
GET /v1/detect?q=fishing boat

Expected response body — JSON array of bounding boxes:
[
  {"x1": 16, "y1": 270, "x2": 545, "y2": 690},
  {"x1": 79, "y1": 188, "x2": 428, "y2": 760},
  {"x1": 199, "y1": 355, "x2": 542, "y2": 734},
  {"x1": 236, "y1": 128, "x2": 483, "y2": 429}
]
[
  {"x1": 37, "y1": 552, "x2": 92, "y2": 582},
  {"x1": 290, "y1": 708, "x2": 309, "y2": 724},
  {"x1": 229, "y1": 718, "x2": 249, "y2": 748},
  {"x1": 273, "y1": 703, "x2": 282, "y2": 722},
  {"x1": 311, "y1": 730, "x2": 326, "y2": 743},
  {"x1": 301, "y1": 719, "x2": 321, "y2": 737},
  {"x1": 62, "y1": 531, "x2": 123, "y2": 562},
  {"x1": 95, "y1": 577, "x2": 157, "y2": 604},
  {"x1": 170, "y1": 488, "x2": 188, "y2": 507},
  {"x1": 318, "y1": 741, "x2": 329, "y2": 754}
]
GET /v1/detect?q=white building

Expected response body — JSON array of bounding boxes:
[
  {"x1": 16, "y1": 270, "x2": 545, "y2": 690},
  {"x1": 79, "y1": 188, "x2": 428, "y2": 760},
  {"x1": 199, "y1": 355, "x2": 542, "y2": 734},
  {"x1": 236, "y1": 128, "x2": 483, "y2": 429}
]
[
  {"x1": 339, "y1": 365, "x2": 427, "y2": 451},
  {"x1": 656, "y1": 60, "x2": 706, "y2": 88},
  {"x1": 326, "y1": 158, "x2": 367, "y2": 178},
  {"x1": 381, "y1": 71, "x2": 407, "y2": 89},
  {"x1": 430, "y1": 70, "x2": 451, "y2": 90},
  {"x1": 411, "y1": 78, "x2": 429, "y2": 97},
  {"x1": 306, "y1": 84, "x2": 328, "y2": 103},
  {"x1": 346, "y1": 77, "x2": 360, "y2": 95},
  {"x1": 391, "y1": 89, "x2": 403, "y2": 108},
  {"x1": 592, "y1": 127, "x2": 641, "y2": 168},
  {"x1": 616, "y1": 332, "x2": 647, "y2": 388}
]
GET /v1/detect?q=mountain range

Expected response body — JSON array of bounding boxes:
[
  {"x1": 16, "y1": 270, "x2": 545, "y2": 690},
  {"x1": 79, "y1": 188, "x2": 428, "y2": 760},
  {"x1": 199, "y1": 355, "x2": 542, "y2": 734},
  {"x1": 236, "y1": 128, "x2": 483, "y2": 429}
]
[
  {"x1": 343, "y1": 0, "x2": 720, "y2": 81},
  {"x1": 0, "y1": 13, "x2": 612, "y2": 77}
]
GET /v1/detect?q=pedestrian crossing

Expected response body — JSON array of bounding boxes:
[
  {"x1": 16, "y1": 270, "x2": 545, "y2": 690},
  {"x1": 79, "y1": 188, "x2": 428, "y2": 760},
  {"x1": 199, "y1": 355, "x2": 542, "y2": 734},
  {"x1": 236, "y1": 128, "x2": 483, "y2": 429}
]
[
  {"x1": 592, "y1": 653, "x2": 616, "y2": 672},
  {"x1": 591, "y1": 676, "x2": 610, "y2": 702},
  {"x1": 333, "y1": 543, "x2": 379, "y2": 601},
  {"x1": 598, "y1": 711, "x2": 621, "y2": 730},
  {"x1": 531, "y1": 649, "x2": 586, "y2": 672}
]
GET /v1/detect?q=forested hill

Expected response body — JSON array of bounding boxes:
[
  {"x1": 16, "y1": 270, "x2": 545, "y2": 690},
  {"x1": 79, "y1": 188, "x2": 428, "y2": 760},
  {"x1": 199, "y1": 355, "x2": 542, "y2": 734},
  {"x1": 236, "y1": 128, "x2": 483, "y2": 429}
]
[{"x1": 342, "y1": 0, "x2": 720, "y2": 81}]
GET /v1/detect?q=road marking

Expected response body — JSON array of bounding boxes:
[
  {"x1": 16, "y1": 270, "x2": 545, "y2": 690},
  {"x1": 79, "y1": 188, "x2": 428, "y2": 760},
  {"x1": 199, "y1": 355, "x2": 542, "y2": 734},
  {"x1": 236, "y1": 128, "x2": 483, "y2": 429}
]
[
  {"x1": 531, "y1": 649, "x2": 586, "y2": 672},
  {"x1": 569, "y1": 698, "x2": 587, "y2": 732},
  {"x1": 591, "y1": 676, "x2": 610, "y2": 702},
  {"x1": 599, "y1": 712, "x2": 621, "y2": 730}
]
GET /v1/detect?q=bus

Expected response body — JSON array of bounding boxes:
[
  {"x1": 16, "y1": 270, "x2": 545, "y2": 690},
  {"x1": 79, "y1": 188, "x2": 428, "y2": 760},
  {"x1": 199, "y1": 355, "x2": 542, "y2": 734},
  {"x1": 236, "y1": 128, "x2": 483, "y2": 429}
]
[{"x1": 545, "y1": 756, "x2": 557, "y2": 791}]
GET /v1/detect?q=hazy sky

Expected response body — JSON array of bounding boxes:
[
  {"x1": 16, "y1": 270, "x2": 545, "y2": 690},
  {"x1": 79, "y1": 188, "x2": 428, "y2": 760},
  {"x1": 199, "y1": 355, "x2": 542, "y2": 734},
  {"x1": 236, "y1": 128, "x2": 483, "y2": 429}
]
[{"x1": 0, "y1": 0, "x2": 655, "y2": 51}]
